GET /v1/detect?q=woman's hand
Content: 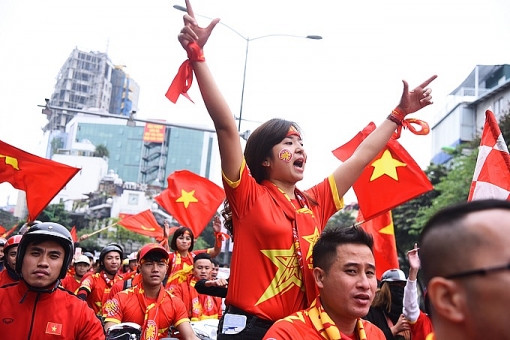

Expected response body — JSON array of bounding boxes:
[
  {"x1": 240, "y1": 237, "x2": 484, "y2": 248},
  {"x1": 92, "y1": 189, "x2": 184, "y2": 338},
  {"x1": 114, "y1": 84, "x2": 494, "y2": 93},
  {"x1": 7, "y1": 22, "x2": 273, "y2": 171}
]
[
  {"x1": 178, "y1": 0, "x2": 220, "y2": 50},
  {"x1": 397, "y1": 75, "x2": 437, "y2": 115},
  {"x1": 212, "y1": 215, "x2": 222, "y2": 233},
  {"x1": 391, "y1": 314, "x2": 410, "y2": 335}
]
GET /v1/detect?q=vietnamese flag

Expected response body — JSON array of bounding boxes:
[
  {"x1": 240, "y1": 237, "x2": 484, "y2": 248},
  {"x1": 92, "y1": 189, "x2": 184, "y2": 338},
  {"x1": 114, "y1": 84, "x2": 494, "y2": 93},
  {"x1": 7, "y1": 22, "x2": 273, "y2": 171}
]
[
  {"x1": 70, "y1": 226, "x2": 78, "y2": 243},
  {"x1": 333, "y1": 122, "x2": 433, "y2": 221},
  {"x1": 357, "y1": 209, "x2": 399, "y2": 280},
  {"x1": 0, "y1": 140, "x2": 80, "y2": 221},
  {"x1": 118, "y1": 209, "x2": 164, "y2": 238},
  {"x1": 45, "y1": 322, "x2": 62, "y2": 335},
  {"x1": 0, "y1": 225, "x2": 17, "y2": 239},
  {"x1": 0, "y1": 225, "x2": 5, "y2": 235},
  {"x1": 155, "y1": 170, "x2": 225, "y2": 237}
]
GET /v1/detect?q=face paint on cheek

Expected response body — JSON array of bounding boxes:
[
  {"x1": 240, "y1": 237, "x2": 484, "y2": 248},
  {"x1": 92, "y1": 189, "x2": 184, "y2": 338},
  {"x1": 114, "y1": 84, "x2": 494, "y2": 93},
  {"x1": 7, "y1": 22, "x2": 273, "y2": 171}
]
[{"x1": 278, "y1": 148, "x2": 293, "y2": 163}]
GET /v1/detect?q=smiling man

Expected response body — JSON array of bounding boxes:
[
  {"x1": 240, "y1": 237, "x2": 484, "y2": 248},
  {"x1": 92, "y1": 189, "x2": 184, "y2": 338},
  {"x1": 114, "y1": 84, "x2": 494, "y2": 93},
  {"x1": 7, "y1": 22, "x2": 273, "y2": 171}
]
[
  {"x1": 264, "y1": 226, "x2": 385, "y2": 340},
  {"x1": 0, "y1": 222, "x2": 103, "y2": 339},
  {"x1": 77, "y1": 242, "x2": 124, "y2": 316},
  {"x1": 171, "y1": 252, "x2": 223, "y2": 321},
  {"x1": 104, "y1": 243, "x2": 198, "y2": 340}
]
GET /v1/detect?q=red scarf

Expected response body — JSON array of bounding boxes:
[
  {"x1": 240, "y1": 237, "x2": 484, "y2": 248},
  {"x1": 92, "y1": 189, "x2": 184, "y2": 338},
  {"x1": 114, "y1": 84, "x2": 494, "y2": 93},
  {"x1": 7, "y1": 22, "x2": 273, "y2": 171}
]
[
  {"x1": 135, "y1": 282, "x2": 169, "y2": 340},
  {"x1": 263, "y1": 181, "x2": 319, "y2": 306}
]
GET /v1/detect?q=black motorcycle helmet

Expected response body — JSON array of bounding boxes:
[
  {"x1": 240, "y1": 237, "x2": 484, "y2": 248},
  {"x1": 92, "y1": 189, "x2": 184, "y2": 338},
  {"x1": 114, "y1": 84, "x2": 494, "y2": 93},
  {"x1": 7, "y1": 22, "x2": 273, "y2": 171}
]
[
  {"x1": 99, "y1": 243, "x2": 124, "y2": 268},
  {"x1": 15, "y1": 222, "x2": 74, "y2": 279}
]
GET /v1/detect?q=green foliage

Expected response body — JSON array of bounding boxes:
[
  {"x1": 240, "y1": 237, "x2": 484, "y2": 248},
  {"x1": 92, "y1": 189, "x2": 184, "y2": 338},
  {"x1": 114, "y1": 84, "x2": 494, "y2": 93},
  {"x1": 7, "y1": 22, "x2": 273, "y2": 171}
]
[
  {"x1": 94, "y1": 144, "x2": 110, "y2": 158},
  {"x1": 325, "y1": 209, "x2": 356, "y2": 229},
  {"x1": 0, "y1": 209, "x2": 19, "y2": 231},
  {"x1": 36, "y1": 203, "x2": 72, "y2": 226}
]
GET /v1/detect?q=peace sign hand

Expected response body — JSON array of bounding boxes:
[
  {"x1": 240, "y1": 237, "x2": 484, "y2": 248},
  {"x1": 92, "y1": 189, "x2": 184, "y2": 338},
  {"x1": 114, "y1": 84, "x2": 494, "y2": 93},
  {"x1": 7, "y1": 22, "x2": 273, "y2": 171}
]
[{"x1": 178, "y1": 0, "x2": 220, "y2": 51}]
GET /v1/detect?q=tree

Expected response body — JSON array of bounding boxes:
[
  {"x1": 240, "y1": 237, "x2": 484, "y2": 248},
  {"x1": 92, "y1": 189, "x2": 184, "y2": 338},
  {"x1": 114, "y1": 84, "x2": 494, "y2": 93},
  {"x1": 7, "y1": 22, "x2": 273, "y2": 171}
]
[
  {"x1": 36, "y1": 203, "x2": 72, "y2": 226},
  {"x1": 325, "y1": 209, "x2": 356, "y2": 229},
  {"x1": 94, "y1": 144, "x2": 109, "y2": 158}
]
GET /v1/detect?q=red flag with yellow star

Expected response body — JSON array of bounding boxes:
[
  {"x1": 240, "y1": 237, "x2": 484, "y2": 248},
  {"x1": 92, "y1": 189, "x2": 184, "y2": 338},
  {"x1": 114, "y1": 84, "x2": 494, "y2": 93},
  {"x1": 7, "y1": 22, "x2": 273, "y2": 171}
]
[
  {"x1": 155, "y1": 170, "x2": 225, "y2": 237},
  {"x1": 357, "y1": 209, "x2": 399, "y2": 280},
  {"x1": 118, "y1": 209, "x2": 164, "y2": 238},
  {"x1": 0, "y1": 140, "x2": 80, "y2": 221},
  {"x1": 333, "y1": 122, "x2": 433, "y2": 221}
]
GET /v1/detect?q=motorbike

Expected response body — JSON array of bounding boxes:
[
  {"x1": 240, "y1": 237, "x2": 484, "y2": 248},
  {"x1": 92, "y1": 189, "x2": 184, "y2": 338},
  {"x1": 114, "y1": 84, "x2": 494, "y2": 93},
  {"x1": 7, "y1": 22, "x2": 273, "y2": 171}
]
[{"x1": 105, "y1": 319, "x2": 219, "y2": 340}]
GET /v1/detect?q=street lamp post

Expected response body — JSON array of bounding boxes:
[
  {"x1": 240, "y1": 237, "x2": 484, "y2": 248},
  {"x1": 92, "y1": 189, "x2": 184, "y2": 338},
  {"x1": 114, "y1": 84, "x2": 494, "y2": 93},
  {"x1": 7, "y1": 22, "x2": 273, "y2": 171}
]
[{"x1": 173, "y1": 5, "x2": 322, "y2": 132}]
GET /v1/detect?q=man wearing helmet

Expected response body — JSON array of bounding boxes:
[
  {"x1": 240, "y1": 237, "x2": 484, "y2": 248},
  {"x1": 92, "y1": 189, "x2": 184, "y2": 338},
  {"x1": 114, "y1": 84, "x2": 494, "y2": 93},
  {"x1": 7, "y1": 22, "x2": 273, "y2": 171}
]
[
  {"x1": 77, "y1": 242, "x2": 124, "y2": 316},
  {"x1": 104, "y1": 243, "x2": 199, "y2": 340},
  {"x1": 0, "y1": 237, "x2": 6, "y2": 271},
  {"x1": 0, "y1": 235, "x2": 23, "y2": 286},
  {"x1": 0, "y1": 222, "x2": 104, "y2": 339},
  {"x1": 61, "y1": 254, "x2": 91, "y2": 294}
]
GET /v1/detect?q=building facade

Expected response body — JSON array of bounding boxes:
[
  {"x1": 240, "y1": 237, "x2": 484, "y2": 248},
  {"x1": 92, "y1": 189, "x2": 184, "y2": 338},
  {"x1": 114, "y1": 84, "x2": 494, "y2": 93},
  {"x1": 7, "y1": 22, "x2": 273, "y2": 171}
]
[{"x1": 431, "y1": 64, "x2": 510, "y2": 164}]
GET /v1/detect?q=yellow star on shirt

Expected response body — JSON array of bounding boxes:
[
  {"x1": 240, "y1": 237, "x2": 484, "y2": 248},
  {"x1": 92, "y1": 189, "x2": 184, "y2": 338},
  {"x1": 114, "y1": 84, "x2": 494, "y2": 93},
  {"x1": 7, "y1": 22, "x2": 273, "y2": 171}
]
[
  {"x1": 175, "y1": 189, "x2": 198, "y2": 208},
  {"x1": 302, "y1": 227, "x2": 321, "y2": 263},
  {"x1": 52, "y1": 326, "x2": 57, "y2": 332},
  {"x1": 256, "y1": 246, "x2": 302, "y2": 306},
  {"x1": 369, "y1": 149, "x2": 406, "y2": 181}
]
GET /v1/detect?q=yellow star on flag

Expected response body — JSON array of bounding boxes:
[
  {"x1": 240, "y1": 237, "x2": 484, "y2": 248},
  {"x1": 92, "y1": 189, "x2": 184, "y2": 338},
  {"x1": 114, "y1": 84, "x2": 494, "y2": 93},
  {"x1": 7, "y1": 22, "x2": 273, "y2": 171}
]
[
  {"x1": 52, "y1": 326, "x2": 57, "y2": 332},
  {"x1": 370, "y1": 149, "x2": 406, "y2": 181},
  {"x1": 175, "y1": 189, "x2": 198, "y2": 208},
  {"x1": 379, "y1": 221, "x2": 395, "y2": 235}
]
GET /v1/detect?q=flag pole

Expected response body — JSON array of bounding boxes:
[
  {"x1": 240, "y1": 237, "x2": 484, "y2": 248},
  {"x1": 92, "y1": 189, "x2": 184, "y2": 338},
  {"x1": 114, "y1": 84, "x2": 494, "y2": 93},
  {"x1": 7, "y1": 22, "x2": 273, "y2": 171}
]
[{"x1": 79, "y1": 223, "x2": 117, "y2": 240}]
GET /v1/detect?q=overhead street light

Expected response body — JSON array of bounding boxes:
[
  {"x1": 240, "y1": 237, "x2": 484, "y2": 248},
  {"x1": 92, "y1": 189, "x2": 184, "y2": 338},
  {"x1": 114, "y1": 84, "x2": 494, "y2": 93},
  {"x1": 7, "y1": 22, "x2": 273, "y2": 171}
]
[{"x1": 173, "y1": 4, "x2": 322, "y2": 132}]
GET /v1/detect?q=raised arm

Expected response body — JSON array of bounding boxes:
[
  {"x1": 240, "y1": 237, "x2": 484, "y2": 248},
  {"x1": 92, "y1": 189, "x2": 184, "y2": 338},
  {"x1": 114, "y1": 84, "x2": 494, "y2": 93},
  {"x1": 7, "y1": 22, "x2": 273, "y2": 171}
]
[
  {"x1": 178, "y1": 0, "x2": 243, "y2": 181},
  {"x1": 207, "y1": 215, "x2": 223, "y2": 258},
  {"x1": 332, "y1": 75, "x2": 437, "y2": 197},
  {"x1": 403, "y1": 243, "x2": 421, "y2": 322}
]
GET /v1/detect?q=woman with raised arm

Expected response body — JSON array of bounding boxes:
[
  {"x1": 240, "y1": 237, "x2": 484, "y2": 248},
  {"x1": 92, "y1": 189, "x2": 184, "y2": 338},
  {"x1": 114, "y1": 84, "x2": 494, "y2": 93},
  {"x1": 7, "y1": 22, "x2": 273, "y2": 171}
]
[{"x1": 174, "y1": 1, "x2": 436, "y2": 338}]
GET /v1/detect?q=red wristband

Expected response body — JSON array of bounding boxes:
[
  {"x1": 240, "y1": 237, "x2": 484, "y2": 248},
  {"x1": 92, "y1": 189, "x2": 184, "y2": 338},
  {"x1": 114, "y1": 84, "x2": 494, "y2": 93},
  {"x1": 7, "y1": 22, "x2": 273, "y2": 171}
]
[{"x1": 186, "y1": 41, "x2": 205, "y2": 62}]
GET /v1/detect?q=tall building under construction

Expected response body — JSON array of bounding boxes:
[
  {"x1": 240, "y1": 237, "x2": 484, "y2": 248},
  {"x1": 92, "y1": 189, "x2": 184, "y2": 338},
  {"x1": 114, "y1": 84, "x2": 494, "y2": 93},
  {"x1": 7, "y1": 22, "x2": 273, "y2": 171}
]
[{"x1": 43, "y1": 48, "x2": 140, "y2": 133}]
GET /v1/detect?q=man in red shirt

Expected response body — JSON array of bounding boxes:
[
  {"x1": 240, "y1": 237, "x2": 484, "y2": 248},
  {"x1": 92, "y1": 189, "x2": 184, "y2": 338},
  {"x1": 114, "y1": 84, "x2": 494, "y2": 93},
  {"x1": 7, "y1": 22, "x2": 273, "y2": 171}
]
[
  {"x1": 104, "y1": 243, "x2": 198, "y2": 340},
  {"x1": 77, "y1": 243, "x2": 124, "y2": 315},
  {"x1": 0, "y1": 234, "x2": 22, "y2": 286},
  {"x1": 0, "y1": 222, "x2": 104, "y2": 339},
  {"x1": 171, "y1": 252, "x2": 223, "y2": 321},
  {"x1": 264, "y1": 226, "x2": 385, "y2": 340},
  {"x1": 61, "y1": 254, "x2": 91, "y2": 294}
]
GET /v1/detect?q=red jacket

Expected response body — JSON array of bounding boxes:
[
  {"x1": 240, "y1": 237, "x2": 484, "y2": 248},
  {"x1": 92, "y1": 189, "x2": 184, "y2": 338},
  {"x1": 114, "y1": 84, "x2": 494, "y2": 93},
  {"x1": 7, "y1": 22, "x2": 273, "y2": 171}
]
[{"x1": 0, "y1": 280, "x2": 104, "y2": 339}]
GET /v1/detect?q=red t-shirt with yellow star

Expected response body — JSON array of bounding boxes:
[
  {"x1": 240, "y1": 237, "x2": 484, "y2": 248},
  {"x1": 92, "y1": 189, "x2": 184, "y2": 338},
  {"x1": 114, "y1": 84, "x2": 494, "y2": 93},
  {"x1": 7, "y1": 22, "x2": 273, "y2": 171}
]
[
  {"x1": 223, "y1": 160, "x2": 343, "y2": 321},
  {"x1": 77, "y1": 271, "x2": 123, "y2": 315},
  {"x1": 103, "y1": 286, "x2": 190, "y2": 338}
]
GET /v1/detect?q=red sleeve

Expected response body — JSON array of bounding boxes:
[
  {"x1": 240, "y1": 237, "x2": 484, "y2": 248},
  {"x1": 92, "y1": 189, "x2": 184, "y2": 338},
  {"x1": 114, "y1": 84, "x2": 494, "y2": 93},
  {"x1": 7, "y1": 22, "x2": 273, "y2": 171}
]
[
  {"x1": 409, "y1": 311, "x2": 434, "y2": 339},
  {"x1": 103, "y1": 294, "x2": 124, "y2": 324},
  {"x1": 169, "y1": 294, "x2": 191, "y2": 327},
  {"x1": 76, "y1": 298, "x2": 106, "y2": 340}
]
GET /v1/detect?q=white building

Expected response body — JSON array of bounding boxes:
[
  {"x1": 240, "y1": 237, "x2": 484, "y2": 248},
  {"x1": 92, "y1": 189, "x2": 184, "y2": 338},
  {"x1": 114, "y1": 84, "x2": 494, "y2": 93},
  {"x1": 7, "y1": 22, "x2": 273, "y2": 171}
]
[{"x1": 431, "y1": 64, "x2": 510, "y2": 164}]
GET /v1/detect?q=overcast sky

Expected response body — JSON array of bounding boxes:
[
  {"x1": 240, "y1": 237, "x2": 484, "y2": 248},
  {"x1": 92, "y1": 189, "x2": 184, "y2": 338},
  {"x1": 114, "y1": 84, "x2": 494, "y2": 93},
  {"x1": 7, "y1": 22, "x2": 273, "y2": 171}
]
[{"x1": 1, "y1": 0, "x2": 509, "y2": 207}]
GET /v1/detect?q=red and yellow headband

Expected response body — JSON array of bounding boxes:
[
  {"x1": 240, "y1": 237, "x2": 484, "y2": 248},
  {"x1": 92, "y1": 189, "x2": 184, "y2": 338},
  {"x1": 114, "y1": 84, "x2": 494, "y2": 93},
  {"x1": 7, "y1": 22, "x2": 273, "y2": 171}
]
[{"x1": 286, "y1": 126, "x2": 301, "y2": 138}]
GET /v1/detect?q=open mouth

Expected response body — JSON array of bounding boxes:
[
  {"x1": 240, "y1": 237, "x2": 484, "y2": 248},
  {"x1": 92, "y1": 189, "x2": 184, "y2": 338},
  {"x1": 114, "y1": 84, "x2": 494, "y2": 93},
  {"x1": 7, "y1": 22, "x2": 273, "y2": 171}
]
[{"x1": 294, "y1": 159, "x2": 305, "y2": 169}]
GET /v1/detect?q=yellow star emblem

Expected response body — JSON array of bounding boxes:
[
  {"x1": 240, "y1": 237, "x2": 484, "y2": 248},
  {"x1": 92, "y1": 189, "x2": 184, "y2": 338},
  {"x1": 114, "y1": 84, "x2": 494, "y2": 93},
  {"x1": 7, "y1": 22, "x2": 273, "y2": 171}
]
[
  {"x1": 379, "y1": 212, "x2": 395, "y2": 235},
  {"x1": 175, "y1": 189, "x2": 198, "y2": 208},
  {"x1": 168, "y1": 262, "x2": 193, "y2": 283},
  {"x1": 302, "y1": 227, "x2": 320, "y2": 263},
  {"x1": 0, "y1": 155, "x2": 20, "y2": 170},
  {"x1": 52, "y1": 326, "x2": 57, "y2": 331},
  {"x1": 369, "y1": 149, "x2": 406, "y2": 181},
  {"x1": 256, "y1": 245, "x2": 302, "y2": 306}
]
